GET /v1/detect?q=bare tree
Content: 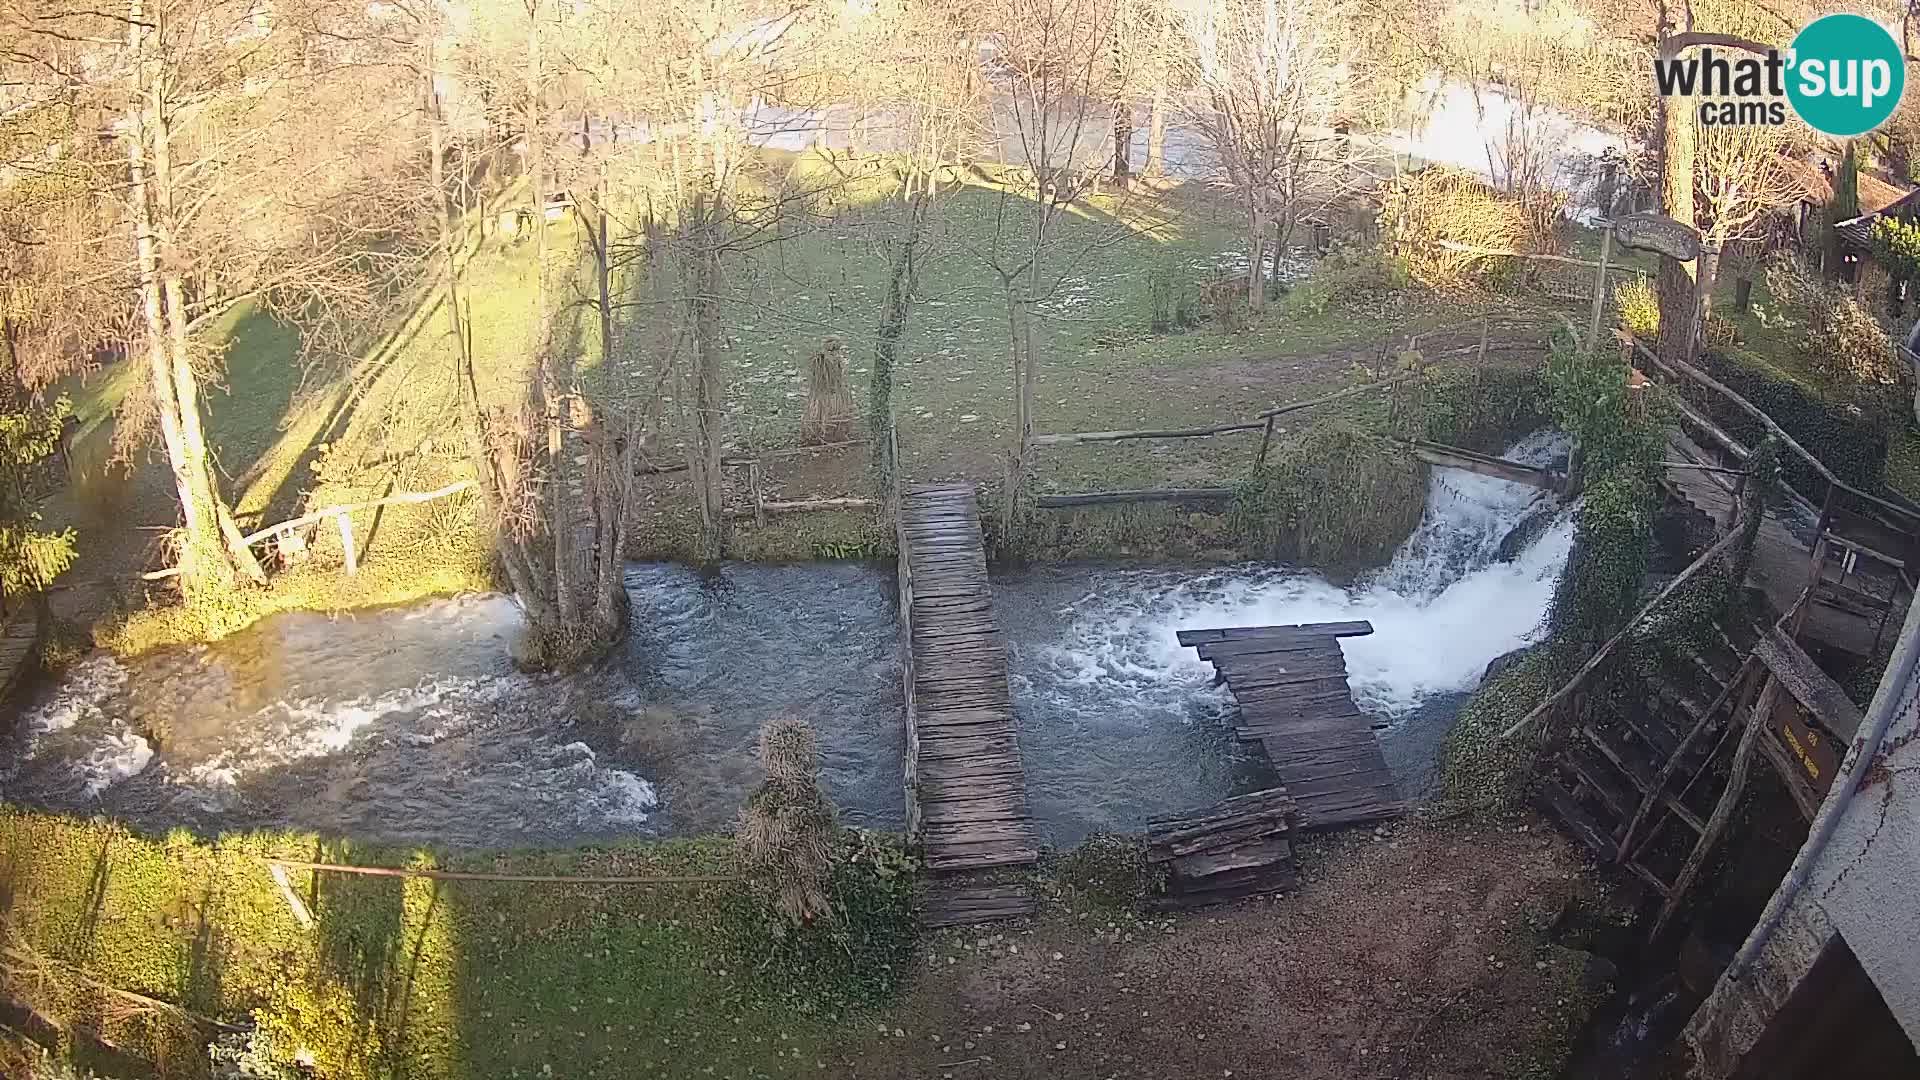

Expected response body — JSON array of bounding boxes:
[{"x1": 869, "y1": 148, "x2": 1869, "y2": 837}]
[
  {"x1": 9, "y1": 0, "x2": 432, "y2": 593},
  {"x1": 1171, "y1": 0, "x2": 1351, "y2": 311},
  {"x1": 973, "y1": 0, "x2": 1137, "y2": 529}
]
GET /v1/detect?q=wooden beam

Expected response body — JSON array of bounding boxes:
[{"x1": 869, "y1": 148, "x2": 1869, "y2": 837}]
[
  {"x1": 1405, "y1": 439, "x2": 1562, "y2": 491},
  {"x1": 1650, "y1": 675, "x2": 1780, "y2": 941},
  {"x1": 1754, "y1": 630, "x2": 1865, "y2": 740},
  {"x1": 1433, "y1": 239, "x2": 1641, "y2": 273},
  {"x1": 1029, "y1": 420, "x2": 1266, "y2": 446},
  {"x1": 1499, "y1": 526, "x2": 1749, "y2": 741},
  {"x1": 1033, "y1": 487, "x2": 1235, "y2": 508},
  {"x1": 1616, "y1": 652, "x2": 1760, "y2": 861}
]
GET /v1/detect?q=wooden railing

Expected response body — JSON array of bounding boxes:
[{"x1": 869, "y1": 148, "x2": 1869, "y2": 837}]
[{"x1": 1023, "y1": 311, "x2": 1555, "y2": 507}]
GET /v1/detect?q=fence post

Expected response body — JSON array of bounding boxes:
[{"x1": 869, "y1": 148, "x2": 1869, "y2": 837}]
[
  {"x1": 1256, "y1": 415, "x2": 1276, "y2": 466},
  {"x1": 749, "y1": 459, "x2": 766, "y2": 526},
  {"x1": 337, "y1": 513, "x2": 357, "y2": 577},
  {"x1": 1586, "y1": 227, "x2": 1612, "y2": 353}
]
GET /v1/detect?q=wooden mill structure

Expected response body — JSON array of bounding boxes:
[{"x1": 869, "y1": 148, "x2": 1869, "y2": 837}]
[{"x1": 1526, "y1": 342, "x2": 1920, "y2": 938}]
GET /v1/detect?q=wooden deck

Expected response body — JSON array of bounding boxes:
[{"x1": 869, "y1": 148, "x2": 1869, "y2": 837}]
[
  {"x1": 1178, "y1": 622, "x2": 1404, "y2": 830},
  {"x1": 1662, "y1": 429, "x2": 1906, "y2": 656},
  {"x1": 0, "y1": 608, "x2": 41, "y2": 705},
  {"x1": 896, "y1": 484, "x2": 1039, "y2": 874}
]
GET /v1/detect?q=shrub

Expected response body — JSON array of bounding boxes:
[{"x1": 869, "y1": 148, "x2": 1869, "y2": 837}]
[
  {"x1": 1545, "y1": 334, "x2": 1667, "y2": 481},
  {"x1": 1053, "y1": 834, "x2": 1163, "y2": 910},
  {"x1": 1232, "y1": 424, "x2": 1428, "y2": 574},
  {"x1": 722, "y1": 829, "x2": 919, "y2": 1010},
  {"x1": 1613, "y1": 275, "x2": 1660, "y2": 340},
  {"x1": 1697, "y1": 349, "x2": 1894, "y2": 492},
  {"x1": 1550, "y1": 468, "x2": 1656, "y2": 649},
  {"x1": 1283, "y1": 241, "x2": 1411, "y2": 317},
  {"x1": 1439, "y1": 644, "x2": 1566, "y2": 815},
  {"x1": 1798, "y1": 288, "x2": 1903, "y2": 388},
  {"x1": 1395, "y1": 362, "x2": 1550, "y2": 451},
  {"x1": 1145, "y1": 258, "x2": 1202, "y2": 334},
  {"x1": 1381, "y1": 167, "x2": 1562, "y2": 290}
]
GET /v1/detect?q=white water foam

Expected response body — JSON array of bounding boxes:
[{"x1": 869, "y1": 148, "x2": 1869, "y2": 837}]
[{"x1": 1034, "y1": 432, "x2": 1577, "y2": 721}]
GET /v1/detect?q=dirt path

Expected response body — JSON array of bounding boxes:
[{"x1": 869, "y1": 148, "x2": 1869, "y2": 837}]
[{"x1": 824, "y1": 815, "x2": 1607, "y2": 1080}]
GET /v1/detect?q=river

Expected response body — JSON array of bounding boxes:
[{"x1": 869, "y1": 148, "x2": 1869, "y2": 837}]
[{"x1": 3, "y1": 433, "x2": 1573, "y2": 850}]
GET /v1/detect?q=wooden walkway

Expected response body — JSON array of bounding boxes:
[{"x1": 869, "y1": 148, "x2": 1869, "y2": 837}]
[
  {"x1": 1178, "y1": 621, "x2": 1404, "y2": 830},
  {"x1": 896, "y1": 484, "x2": 1039, "y2": 875},
  {"x1": 0, "y1": 607, "x2": 42, "y2": 709},
  {"x1": 1662, "y1": 429, "x2": 1905, "y2": 656}
]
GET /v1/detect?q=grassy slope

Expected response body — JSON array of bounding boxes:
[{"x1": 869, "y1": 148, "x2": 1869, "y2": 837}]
[
  {"x1": 0, "y1": 811, "x2": 866, "y2": 1080},
  {"x1": 70, "y1": 169, "x2": 1459, "y2": 647}
]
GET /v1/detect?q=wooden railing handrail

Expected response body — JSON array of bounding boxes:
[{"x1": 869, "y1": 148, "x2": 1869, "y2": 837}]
[
  {"x1": 1498, "y1": 526, "x2": 1748, "y2": 742},
  {"x1": 1634, "y1": 340, "x2": 1920, "y2": 532}
]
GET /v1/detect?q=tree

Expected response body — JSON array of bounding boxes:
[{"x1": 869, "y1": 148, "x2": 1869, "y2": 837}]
[
  {"x1": 10, "y1": 0, "x2": 431, "y2": 594},
  {"x1": 1171, "y1": 0, "x2": 1352, "y2": 311},
  {"x1": 974, "y1": 0, "x2": 1138, "y2": 528}
]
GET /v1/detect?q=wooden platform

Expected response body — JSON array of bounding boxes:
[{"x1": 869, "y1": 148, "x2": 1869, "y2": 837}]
[
  {"x1": 1178, "y1": 622, "x2": 1404, "y2": 830},
  {"x1": 1662, "y1": 429, "x2": 1906, "y2": 656},
  {"x1": 0, "y1": 608, "x2": 42, "y2": 709},
  {"x1": 1145, "y1": 787, "x2": 1299, "y2": 910},
  {"x1": 897, "y1": 484, "x2": 1039, "y2": 874}
]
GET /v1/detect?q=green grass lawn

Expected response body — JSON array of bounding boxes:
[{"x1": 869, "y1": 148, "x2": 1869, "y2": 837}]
[{"x1": 0, "y1": 810, "x2": 900, "y2": 1080}]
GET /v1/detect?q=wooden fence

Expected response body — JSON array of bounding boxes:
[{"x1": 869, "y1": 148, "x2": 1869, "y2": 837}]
[{"x1": 1020, "y1": 311, "x2": 1555, "y2": 508}]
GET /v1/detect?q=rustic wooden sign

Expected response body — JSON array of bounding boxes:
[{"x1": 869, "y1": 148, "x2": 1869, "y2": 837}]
[
  {"x1": 1774, "y1": 700, "x2": 1842, "y2": 796},
  {"x1": 1612, "y1": 213, "x2": 1702, "y2": 262}
]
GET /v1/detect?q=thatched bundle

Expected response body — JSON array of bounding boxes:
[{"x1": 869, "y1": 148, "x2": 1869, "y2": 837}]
[
  {"x1": 801, "y1": 336, "x2": 854, "y2": 445},
  {"x1": 737, "y1": 716, "x2": 840, "y2": 928},
  {"x1": 1382, "y1": 167, "x2": 1564, "y2": 291}
]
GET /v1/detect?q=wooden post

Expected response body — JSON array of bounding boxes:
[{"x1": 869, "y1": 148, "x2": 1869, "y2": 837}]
[
  {"x1": 1256, "y1": 415, "x2": 1276, "y2": 466},
  {"x1": 749, "y1": 459, "x2": 766, "y2": 526},
  {"x1": 1586, "y1": 227, "x2": 1612, "y2": 354},
  {"x1": 269, "y1": 862, "x2": 314, "y2": 929},
  {"x1": 1794, "y1": 485, "x2": 1840, "y2": 637},
  {"x1": 1476, "y1": 315, "x2": 1489, "y2": 364},
  {"x1": 1650, "y1": 674, "x2": 1780, "y2": 941},
  {"x1": 337, "y1": 513, "x2": 357, "y2": 577}
]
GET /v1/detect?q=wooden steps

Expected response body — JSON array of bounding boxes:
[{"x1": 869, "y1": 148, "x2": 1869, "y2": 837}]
[
  {"x1": 1177, "y1": 622, "x2": 1403, "y2": 831},
  {"x1": 920, "y1": 880, "x2": 1037, "y2": 928},
  {"x1": 897, "y1": 484, "x2": 1039, "y2": 875},
  {"x1": 1145, "y1": 787, "x2": 1300, "y2": 910}
]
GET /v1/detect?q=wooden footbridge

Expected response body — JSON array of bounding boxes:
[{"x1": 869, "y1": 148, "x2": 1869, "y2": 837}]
[
  {"x1": 895, "y1": 484, "x2": 1039, "y2": 923},
  {"x1": 1179, "y1": 621, "x2": 1405, "y2": 830}
]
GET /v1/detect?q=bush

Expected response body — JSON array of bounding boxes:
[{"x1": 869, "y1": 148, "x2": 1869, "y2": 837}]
[
  {"x1": 1381, "y1": 167, "x2": 1562, "y2": 290},
  {"x1": 1395, "y1": 363, "x2": 1549, "y2": 451},
  {"x1": 1282, "y1": 241, "x2": 1411, "y2": 317},
  {"x1": 1545, "y1": 334, "x2": 1668, "y2": 481},
  {"x1": 1613, "y1": 275, "x2": 1660, "y2": 340},
  {"x1": 1439, "y1": 645, "x2": 1567, "y2": 815},
  {"x1": 1145, "y1": 258, "x2": 1202, "y2": 334},
  {"x1": 1232, "y1": 424, "x2": 1429, "y2": 574},
  {"x1": 722, "y1": 829, "x2": 919, "y2": 1010},
  {"x1": 1798, "y1": 287, "x2": 1903, "y2": 388},
  {"x1": 1697, "y1": 349, "x2": 1894, "y2": 492},
  {"x1": 1550, "y1": 469, "x2": 1656, "y2": 649}
]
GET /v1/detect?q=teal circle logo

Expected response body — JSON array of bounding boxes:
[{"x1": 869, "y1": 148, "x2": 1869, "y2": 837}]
[{"x1": 1787, "y1": 14, "x2": 1905, "y2": 137}]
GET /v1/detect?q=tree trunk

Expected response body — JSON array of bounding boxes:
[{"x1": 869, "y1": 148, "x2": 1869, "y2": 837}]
[
  {"x1": 686, "y1": 198, "x2": 726, "y2": 561},
  {"x1": 1655, "y1": 0, "x2": 1699, "y2": 364},
  {"x1": 1247, "y1": 202, "x2": 1268, "y2": 313},
  {"x1": 871, "y1": 193, "x2": 928, "y2": 479},
  {"x1": 1145, "y1": 84, "x2": 1167, "y2": 177},
  {"x1": 126, "y1": 0, "x2": 263, "y2": 592}
]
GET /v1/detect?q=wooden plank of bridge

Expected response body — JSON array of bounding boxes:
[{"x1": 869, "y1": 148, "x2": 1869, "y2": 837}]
[
  {"x1": 898, "y1": 484, "x2": 1039, "y2": 875},
  {"x1": 0, "y1": 608, "x2": 43, "y2": 707},
  {"x1": 1177, "y1": 622, "x2": 1404, "y2": 830}
]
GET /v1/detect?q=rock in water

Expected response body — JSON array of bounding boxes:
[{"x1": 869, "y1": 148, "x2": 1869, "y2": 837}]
[
  {"x1": 1495, "y1": 502, "x2": 1560, "y2": 563},
  {"x1": 1482, "y1": 644, "x2": 1538, "y2": 683}
]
